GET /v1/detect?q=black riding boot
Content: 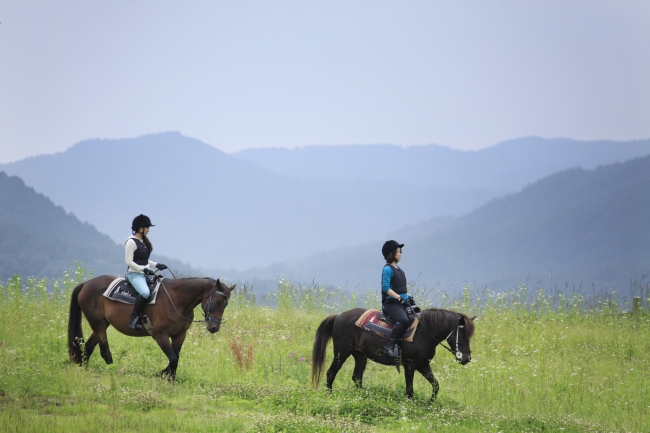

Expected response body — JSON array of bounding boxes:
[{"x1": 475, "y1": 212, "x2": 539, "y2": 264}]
[
  {"x1": 128, "y1": 294, "x2": 148, "y2": 330},
  {"x1": 384, "y1": 321, "x2": 407, "y2": 357}
]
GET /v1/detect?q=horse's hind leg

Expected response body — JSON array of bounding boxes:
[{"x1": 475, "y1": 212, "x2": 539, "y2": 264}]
[
  {"x1": 82, "y1": 333, "x2": 98, "y2": 365},
  {"x1": 86, "y1": 321, "x2": 113, "y2": 365},
  {"x1": 326, "y1": 345, "x2": 353, "y2": 390},
  {"x1": 351, "y1": 352, "x2": 368, "y2": 388},
  {"x1": 97, "y1": 320, "x2": 113, "y2": 364},
  {"x1": 417, "y1": 364, "x2": 440, "y2": 402}
]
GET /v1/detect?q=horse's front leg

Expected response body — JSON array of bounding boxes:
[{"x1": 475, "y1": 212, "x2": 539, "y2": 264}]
[
  {"x1": 171, "y1": 331, "x2": 187, "y2": 358},
  {"x1": 404, "y1": 363, "x2": 416, "y2": 399},
  {"x1": 417, "y1": 363, "x2": 440, "y2": 402},
  {"x1": 167, "y1": 331, "x2": 187, "y2": 377},
  {"x1": 153, "y1": 334, "x2": 178, "y2": 379}
]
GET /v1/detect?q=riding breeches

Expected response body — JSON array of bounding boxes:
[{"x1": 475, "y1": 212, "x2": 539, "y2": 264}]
[
  {"x1": 126, "y1": 272, "x2": 150, "y2": 299},
  {"x1": 382, "y1": 301, "x2": 409, "y2": 324}
]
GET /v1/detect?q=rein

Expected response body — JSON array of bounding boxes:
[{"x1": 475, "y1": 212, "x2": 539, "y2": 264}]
[{"x1": 159, "y1": 277, "x2": 227, "y2": 326}]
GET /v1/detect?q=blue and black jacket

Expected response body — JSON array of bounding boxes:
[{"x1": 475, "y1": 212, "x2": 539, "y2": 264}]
[{"x1": 381, "y1": 264, "x2": 408, "y2": 304}]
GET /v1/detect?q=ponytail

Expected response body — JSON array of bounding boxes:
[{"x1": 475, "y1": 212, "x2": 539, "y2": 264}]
[{"x1": 142, "y1": 234, "x2": 153, "y2": 252}]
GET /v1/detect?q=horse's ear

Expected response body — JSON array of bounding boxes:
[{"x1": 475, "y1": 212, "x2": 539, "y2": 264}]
[
  {"x1": 229, "y1": 284, "x2": 236, "y2": 291},
  {"x1": 471, "y1": 316, "x2": 477, "y2": 321}
]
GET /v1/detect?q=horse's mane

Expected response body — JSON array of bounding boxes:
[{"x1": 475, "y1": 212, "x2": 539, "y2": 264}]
[
  {"x1": 419, "y1": 308, "x2": 475, "y2": 338},
  {"x1": 166, "y1": 277, "x2": 230, "y2": 295},
  {"x1": 173, "y1": 276, "x2": 212, "y2": 281}
]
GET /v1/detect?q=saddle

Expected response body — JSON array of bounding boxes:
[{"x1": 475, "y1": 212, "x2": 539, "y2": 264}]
[
  {"x1": 102, "y1": 277, "x2": 161, "y2": 305},
  {"x1": 354, "y1": 309, "x2": 420, "y2": 342}
]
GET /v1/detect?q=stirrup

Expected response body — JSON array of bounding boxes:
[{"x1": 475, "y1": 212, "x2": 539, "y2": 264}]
[
  {"x1": 384, "y1": 343, "x2": 399, "y2": 358},
  {"x1": 141, "y1": 315, "x2": 153, "y2": 334},
  {"x1": 128, "y1": 315, "x2": 143, "y2": 330}
]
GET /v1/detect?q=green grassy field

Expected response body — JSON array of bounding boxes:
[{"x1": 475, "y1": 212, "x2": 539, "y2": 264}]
[{"x1": 1, "y1": 268, "x2": 648, "y2": 432}]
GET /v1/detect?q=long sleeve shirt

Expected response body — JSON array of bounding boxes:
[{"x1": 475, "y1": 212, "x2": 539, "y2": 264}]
[
  {"x1": 124, "y1": 236, "x2": 157, "y2": 273},
  {"x1": 381, "y1": 265, "x2": 409, "y2": 299}
]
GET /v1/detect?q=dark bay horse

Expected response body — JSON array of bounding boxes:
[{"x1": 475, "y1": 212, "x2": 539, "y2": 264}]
[
  {"x1": 312, "y1": 308, "x2": 475, "y2": 401},
  {"x1": 68, "y1": 274, "x2": 235, "y2": 379}
]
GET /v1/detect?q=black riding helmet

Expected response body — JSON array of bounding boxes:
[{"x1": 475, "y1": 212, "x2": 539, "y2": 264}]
[
  {"x1": 382, "y1": 240, "x2": 404, "y2": 260},
  {"x1": 131, "y1": 214, "x2": 155, "y2": 234}
]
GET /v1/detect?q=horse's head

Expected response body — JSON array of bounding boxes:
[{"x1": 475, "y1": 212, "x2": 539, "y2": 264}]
[
  {"x1": 446, "y1": 315, "x2": 475, "y2": 365},
  {"x1": 202, "y1": 279, "x2": 236, "y2": 334}
]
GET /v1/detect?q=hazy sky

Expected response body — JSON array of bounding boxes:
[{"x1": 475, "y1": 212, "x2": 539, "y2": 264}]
[{"x1": 1, "y1": 1, "x2": 649, "y2": 163}]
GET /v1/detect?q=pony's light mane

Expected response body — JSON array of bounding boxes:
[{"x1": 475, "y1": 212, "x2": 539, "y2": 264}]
[{"x1": 420, "y1": 308, "x2": 475, "y2": 338}]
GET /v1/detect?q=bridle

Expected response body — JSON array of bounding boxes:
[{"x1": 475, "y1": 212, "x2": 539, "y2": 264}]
[
  {"x1": 419, "y1": 315, "x2": 470, "y2": 362},
  {"x1": 202, "y1": 284, "x2": 228, "y2": 327},
  {"x1": 439, "y1": 323, "x2": 469, "y2": 361}
]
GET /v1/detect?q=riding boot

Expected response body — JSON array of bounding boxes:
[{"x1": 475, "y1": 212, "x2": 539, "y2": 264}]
[
  {"x1": 384, "y1": 321, "x2": 407, "y2": 357},
  {"x1": 128, "y1": 294, "x2": 148, "y2": 330}
]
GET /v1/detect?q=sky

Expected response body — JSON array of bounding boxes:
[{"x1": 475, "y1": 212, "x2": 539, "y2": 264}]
[{"x1": 0, "y1": 1, "x2": 649, "y2": 163}]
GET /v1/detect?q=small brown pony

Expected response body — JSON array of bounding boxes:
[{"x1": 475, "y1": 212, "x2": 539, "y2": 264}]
[
  {"x1": 68, "y1": 274, "x2": 234, "y2": 379},
  {"x1": 312, "y1": 308, "x2": 474, "y2": 401}
]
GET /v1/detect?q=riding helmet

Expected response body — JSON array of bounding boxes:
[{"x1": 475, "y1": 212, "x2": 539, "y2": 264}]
[
  {"x1": 382, "y1": 240, "x2": 404, "y2": 260},
  {"x1": 131, "y1": 214, "x2": 155, "y2": 233}
]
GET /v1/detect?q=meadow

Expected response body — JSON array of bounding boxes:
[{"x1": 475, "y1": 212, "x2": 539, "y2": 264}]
[{"x1": 0, "y1": 266, "x2": 648, "y2": 433}]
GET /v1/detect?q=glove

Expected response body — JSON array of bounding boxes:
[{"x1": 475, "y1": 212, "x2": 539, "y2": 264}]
[
  {"x1": 408, "y1": 295, "x2": 415, "y2": 306},
  {"x1": 143, "y1": 268, "x2": 155, "y2": 276},
  {"x1": 155, "y1": 263, "x2": 168, "y2": 271},
  {"x1": 398, "y1": 297, "x2": 409, "y2": 307}
]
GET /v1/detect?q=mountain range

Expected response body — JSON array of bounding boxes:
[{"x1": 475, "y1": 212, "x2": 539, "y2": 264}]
[
  {"x1": 0, "y1": 133, "x2": 497, "y2": 269},
  {"x1": 1, "y1": 133, "x2": 648, "y2": 292},
  {"x1": 226, "y1": 155, "x2": 650, "y2": 292},
  {"x1": 234, "y1": 137, "x2": 650, "y2": 191}
]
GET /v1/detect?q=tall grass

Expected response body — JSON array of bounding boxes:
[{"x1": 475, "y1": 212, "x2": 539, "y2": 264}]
[{"x1": 0, "y1": 267, "x2": 648, "y2": 432}]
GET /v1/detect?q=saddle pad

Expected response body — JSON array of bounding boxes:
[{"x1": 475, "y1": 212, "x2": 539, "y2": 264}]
[
  {"x1": 103, "y1": 278, "x2": 160, "y2": 305},
  {"x1": 354, "y1": 309, "x2": 419, "y2": 343}
]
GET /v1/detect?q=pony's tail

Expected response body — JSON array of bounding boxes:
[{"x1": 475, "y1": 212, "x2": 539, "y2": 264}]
[
  {"x1": 67, "y1": 283, "x2": 85, "y2": 364},
  {"x1": 311, "y1": 314, "x2": 337, "y2": 388}
]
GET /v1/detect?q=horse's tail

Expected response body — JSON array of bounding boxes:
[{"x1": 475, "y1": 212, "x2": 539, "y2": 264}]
[
  {"x1": 311, "y1": 314, "x2": 337, "y2": 388},
  {"x1": 67, "y1": 283, "x2": 85, "y2": 364}
]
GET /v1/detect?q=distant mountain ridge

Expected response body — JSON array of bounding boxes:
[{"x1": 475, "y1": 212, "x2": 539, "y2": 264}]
[
  {"x1": 0, "y1": 132, "x2": 497, "y2": 269},
  {"x1": 232, "y1": 155, "x2": 650, "y2": 292},
  {"x1": 0, "y1": 171, "x2": 195, "y2": 278},
  {"x1": 233, "y1": 137, "x2": 650, "y2": 192},
  {"x1": 4, "y1": 132, "x2": 648, "y2": 279}
]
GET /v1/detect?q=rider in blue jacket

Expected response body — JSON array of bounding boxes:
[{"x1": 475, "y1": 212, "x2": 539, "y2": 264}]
[{"x1": 381, "y1": 240, "x2": 415, "y2": 357}]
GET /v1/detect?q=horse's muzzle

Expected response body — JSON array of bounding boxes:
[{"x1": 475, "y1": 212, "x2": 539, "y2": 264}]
[{"x1": 208, "y1": 325, "x2": 220, "y2": 334}]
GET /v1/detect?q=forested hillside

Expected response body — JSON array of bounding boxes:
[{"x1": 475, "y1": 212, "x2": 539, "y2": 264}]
[{"x1": 0, "y1": 172, "x2": 195, "y2": 278}]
